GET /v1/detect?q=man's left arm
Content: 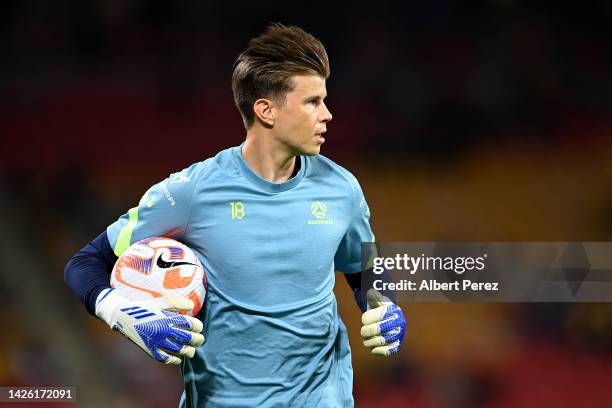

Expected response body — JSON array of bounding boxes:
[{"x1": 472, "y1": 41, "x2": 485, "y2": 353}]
[{"x1": 334, "y1": 174, "x2": 406, "y2": 357}]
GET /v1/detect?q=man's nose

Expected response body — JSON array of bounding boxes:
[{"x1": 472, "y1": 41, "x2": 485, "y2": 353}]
[{"x1": 320, "y1": 102, "x2": 332, "y2": 122}]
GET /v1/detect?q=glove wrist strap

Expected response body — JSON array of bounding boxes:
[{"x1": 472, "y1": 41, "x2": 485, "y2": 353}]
[{"x1": 95, "y1": 288, "x2": 127, "y2": 328}]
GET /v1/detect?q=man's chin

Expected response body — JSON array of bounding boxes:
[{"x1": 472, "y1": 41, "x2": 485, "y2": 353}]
[
  {"x1": 293, "y1": 145, "x2": 320, "y2": 156},
  {"x1": 303, "y1": 149, "x2": 320, "y2": 156}
]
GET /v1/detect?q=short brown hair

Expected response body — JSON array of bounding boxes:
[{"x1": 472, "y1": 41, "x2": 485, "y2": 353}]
[{"x1": 232, "y1": 23, "x2": 330, "y2": 129}]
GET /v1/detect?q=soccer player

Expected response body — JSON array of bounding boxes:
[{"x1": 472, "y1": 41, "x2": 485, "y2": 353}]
[{"x1": 65, "y1": 24, "x2": 406, "y2": 407}]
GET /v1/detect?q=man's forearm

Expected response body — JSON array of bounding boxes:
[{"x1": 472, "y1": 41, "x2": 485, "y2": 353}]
[
  {"x1": 64, "y1": 231, "x2": 117, "y2": 315},
  {"x1": 344, "y1": 269, "x2": 397, "y2": 313}
]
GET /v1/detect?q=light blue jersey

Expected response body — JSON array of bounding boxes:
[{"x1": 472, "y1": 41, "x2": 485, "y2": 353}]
[{"x1": 107, "y1": 145, "x2": 373, "y2": 407}]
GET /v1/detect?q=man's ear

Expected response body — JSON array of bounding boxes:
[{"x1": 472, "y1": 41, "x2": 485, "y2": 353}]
[{"x1": 253, "y1": 98, "x2": 275, "y2": 127}]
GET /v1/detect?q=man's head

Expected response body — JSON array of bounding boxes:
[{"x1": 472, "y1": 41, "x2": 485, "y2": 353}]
[{"x1": 232, "y1": 24, "x2": 332, "y2": 155}]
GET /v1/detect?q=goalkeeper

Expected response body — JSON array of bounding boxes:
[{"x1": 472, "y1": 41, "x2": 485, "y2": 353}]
[{"x1": 64, "y1": 24, "x2": 406, "y2": 407}]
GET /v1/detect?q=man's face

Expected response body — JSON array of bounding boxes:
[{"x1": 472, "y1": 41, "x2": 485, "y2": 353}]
[{"x1": 272, "y1": 74, "x2": 332, "y2": 156}]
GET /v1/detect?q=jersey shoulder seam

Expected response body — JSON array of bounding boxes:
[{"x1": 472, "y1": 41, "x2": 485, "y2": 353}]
[{"x1": 312, "y1": 154, "x2": 359, "y2": 200}]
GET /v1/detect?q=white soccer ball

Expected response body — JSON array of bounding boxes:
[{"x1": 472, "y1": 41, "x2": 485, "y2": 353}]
[{"x1": 111, "y1": 237, "x2": 206, "y2": 316}]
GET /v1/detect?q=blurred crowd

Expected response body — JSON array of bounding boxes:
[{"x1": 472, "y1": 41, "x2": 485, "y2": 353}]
[{"x1": 2, "y1": 1, "x2": 612, "y2": 406}]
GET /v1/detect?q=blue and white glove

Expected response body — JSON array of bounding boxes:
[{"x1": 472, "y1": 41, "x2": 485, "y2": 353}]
[
  {"x1": 95, "y1": 288, "x2": 205, "y2": 365},
  {"x1": 360, "y1": 289, "x2": 406, "y2": 356}
]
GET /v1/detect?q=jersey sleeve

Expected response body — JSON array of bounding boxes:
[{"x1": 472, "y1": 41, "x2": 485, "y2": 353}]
[
  {"x1": 334, "y1": 175, "x2": 375, "y2": 274},
  {"x1": 107, "y1": 168, "x2": 196, "y2": 257}
]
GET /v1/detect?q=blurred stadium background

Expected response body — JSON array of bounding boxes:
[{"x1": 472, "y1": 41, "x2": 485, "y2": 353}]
[{"x1": 2, "y1": 1, "x2": 612, "y2": 407}]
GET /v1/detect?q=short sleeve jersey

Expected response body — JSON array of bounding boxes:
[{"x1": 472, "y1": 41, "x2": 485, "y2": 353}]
[{"x1": 107, "y1": 145, "x2": 373, "y2": 407}]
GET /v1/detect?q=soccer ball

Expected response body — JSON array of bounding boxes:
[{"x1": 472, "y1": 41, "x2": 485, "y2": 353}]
[{"x1": 111, "y1": 237, "x2": 206, "y2": 316}]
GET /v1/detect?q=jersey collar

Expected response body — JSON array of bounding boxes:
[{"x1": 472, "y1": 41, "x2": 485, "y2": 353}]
[{"x1": 233, "y1": 144, "x2": 306, "y2": 193}]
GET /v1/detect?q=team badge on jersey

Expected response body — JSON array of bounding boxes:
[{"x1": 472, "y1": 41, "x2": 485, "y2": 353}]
[{"x1": 308, "y1": 201, "x2": 333, "y2": 225}]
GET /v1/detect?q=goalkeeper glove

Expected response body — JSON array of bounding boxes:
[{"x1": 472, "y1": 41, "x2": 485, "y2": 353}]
[
  {"x1": 360, "y1": 289, "x2": 406, "y2": 356},
  {"x1": 95, "y1": 288, "x2": 205, "y2": 365}
]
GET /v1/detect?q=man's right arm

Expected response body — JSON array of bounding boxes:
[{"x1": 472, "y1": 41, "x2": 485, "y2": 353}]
[
  {"x1": 65, "y1": 167, "x2": 206, "y2": 365},
  {"x1": 64, "y1": 230, "x2": 116, "y2": 316},
  {"x1": 64, "y1": 230, "x2": 204, "y2": 365},
  {"x1": 65, "y1": 166, "x2": 195, "y2": 315}
]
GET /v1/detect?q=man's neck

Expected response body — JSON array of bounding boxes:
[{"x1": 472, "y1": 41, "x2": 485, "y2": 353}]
[{"x1": 242, "y1": 132, "x2": 297, "y2": 183}]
